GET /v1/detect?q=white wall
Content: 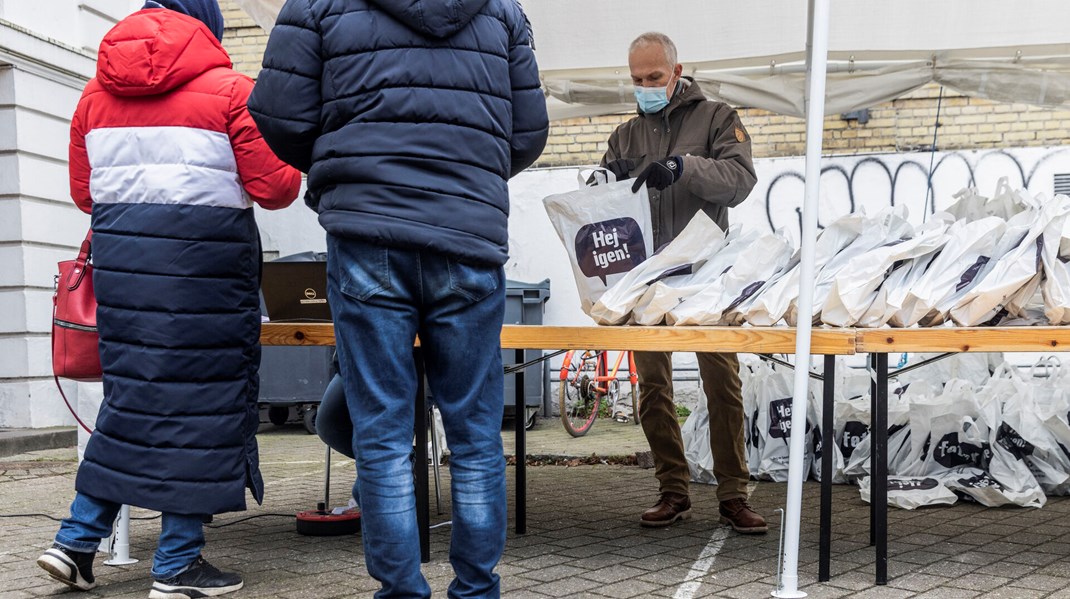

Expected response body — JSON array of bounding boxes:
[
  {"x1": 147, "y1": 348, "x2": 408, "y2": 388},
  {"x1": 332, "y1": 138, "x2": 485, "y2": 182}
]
[
  {"x1": 0, "y1": 0, "x2": 140, "y2": 52},
  {"x1": 0, "y1": 2, "x2": 137, "y2": 427}
]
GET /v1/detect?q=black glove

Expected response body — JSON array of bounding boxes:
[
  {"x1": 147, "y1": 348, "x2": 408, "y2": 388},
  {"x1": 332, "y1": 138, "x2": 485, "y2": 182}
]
[
  {"x1": 604, "y1": 158, "x2": 635, "y2": 181},
  {"x1": 631, "y1": 156, "x2": 684, "y2": 193}
]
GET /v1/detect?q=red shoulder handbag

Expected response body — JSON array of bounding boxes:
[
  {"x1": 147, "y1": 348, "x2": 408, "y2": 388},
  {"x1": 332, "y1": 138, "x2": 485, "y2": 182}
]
[{"x1": 52, "y1": 230, "x2": 102, "y2": 382}]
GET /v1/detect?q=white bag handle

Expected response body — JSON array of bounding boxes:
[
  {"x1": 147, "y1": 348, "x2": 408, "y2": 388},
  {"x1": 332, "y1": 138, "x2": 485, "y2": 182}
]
[{"x1": 577, "y1": 168, "x2": 616, "y2": 187}]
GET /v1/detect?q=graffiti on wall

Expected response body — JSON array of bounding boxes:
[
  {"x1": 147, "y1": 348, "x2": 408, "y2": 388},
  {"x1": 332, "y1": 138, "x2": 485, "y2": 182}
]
[{"x1": 750, "y1": 147, "x2": 1070, "y2": 245}]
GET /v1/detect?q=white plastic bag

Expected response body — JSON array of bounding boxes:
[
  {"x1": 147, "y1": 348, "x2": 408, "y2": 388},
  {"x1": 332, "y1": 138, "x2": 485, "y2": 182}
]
[
  {"x1": 1039, "y1": 198, "x2": 1070, "y2": 324},
  {"x1": 751, "y1": 363, "x2": 812, "y2": 482},
  {"x1": 943, "y1": 178, "x2": 1035, "y2": 223},
  {"x1": 1000, "y1": 388, "x2": 1070, "y2": 495},
  {"x1": 543, "y1": 177, "x2": 653, "y2": 315},
  {"x1": 746, "y1": 213, "x2": 865, "y2": 327},
  {"x1": 892, "y1": 217, "x2": 1007, "y2": 327},
  {"x1": 822, "y1": 221, "x2": 948, "y2": 327},
  {"x1": 858, "y1": 476, "x2": 958, "y2": 510},
  {"x1": 740, "y1": 359, "x2": 762, "y2": 474},
  {"x1": 951, "y1": 198, "x2": 1070, "y2": 326},
  {"x1": 681, "y1": 387, "x2": 717, "y2": 485},
  {"x1": 938, "y1": 466, "x2": 1045, "y2": 508},
  {"x1": 589, "y1": 212, "x2": 724, "y2": 325},
  {"x1": 668, "y1": 232, "x2": 793, "y2": 326},
  {"x1": 844, "y1": 393, "x2": 910, "y2": 478},
  {"x1": 788, "y1": 207, "x2": 914, "y2": 326},
  {"x1": 858, "y1": 249, "x2": 938, "y2": 328},
  {"x1": 630, "y1": 226, "x2": 749, "y2": 325}
]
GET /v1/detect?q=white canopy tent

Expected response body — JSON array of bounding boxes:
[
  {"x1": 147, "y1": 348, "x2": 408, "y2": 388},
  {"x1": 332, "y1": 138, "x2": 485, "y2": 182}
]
[
  {"x1": 529, "y1": 0, "x2": 1070, "y2": 120},
  {"x1": 237, "y1": 0, "x2": 1070, "y2": 120},
  {"x1": 236, "y1": 1, "x2": 1070, "y2": 595}
]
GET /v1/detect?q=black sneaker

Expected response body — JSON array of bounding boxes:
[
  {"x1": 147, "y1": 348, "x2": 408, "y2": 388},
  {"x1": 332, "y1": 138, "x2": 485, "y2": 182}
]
[
  {"x1": 149, "y1": 556, "x2": 243, "y2": 598},
  {"x1": 37, "y1": 543, "x2": 97, "y2": 591}
]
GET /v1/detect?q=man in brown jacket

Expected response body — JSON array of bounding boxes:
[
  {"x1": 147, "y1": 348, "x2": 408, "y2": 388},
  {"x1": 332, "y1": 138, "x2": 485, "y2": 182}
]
[{"x1": 600, "y1": 31, "x2": 766, "y2": 533}]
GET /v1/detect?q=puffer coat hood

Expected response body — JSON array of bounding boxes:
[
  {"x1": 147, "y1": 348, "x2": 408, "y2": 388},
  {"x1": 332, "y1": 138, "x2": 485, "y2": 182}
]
[
  {"x1": 96, "y1": 9, "x2": 230, "y2": 97},
  {"x1": 143, "y1": 0, "x2": 225, "y2": 41},
  {"x1": 370, "y1": 0, "x2": 491, "y2": 38}
]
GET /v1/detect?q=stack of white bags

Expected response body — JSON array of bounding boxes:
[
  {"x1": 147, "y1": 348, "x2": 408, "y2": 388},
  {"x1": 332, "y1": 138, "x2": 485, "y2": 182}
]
[
  {"x1": 683, "y1": 353, "x2": 1070, "y2": 509},
  {"x1": 545, "y1": 177, "x2": 1070, "y2": 328}
]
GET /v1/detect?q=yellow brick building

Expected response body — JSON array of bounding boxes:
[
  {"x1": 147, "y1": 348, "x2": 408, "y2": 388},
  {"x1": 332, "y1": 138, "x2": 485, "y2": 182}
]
[{"x1": 220, "y1": 0, "x2": 1070, "y2": 168}]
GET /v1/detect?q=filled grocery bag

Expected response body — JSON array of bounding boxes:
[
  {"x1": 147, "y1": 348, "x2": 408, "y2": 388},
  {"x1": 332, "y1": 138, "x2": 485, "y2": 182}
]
[{"x1": 543, "y1": 175, "x2": 654, "y2": 315}]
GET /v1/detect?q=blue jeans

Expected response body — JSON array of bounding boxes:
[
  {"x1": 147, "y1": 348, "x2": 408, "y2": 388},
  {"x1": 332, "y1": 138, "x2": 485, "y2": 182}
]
[
  {"x1": 317, "y1": 373, "x2": 355, "y2": 460},
  {"x1": 327, "y1": 235, "x2": 506, "y2": 599},
  {"x1": 55, "y1": 492, "x2": 205, "y2": 580},
  {"x1": 317, "y1": 372, "x2": 360, "y2": 507}
]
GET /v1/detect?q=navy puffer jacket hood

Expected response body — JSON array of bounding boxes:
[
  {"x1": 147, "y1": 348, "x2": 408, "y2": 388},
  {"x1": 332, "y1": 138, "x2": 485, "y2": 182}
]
[
  {"x1": 143, "y1": 0, "x2": 225, "y2": 41},
  {"x1": 249, "y1": 0, "x2": 549, "y2": 266},
  {"x1": 371, "y1": 0, "x2": 490, "y2": 38}
]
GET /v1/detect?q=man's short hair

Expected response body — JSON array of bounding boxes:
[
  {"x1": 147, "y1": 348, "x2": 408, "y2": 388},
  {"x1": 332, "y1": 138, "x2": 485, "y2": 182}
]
[{"x1": 629, "y1": 32, "x2": 678, "y2": 67}]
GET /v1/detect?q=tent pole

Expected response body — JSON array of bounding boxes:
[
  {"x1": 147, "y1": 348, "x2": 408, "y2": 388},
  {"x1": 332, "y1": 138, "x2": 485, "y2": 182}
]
[{"x1": 773, "y1": 0, "x2": 830, "y2": 597}]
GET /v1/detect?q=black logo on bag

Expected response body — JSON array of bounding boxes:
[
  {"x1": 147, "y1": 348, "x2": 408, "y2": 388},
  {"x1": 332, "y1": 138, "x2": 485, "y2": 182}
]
[
  {"x1": 955, "y1": 256, "x2": 990, "y2": 292},
  {"x1": 996, "y1": 422, "x2": 1035, "y2": 460},
  {"x1": 934, "y1": 432, "x2": 992, "y2": 469},
  {"x1": 768, "y1": 398, "x2": 811, "y2": 441},
  {"x1": 957, "y1": 472, "x2": 1003, "y2": 490},
  {"x1": 839, "y1": 421, "x2": 869, "y2": 459},
  {"x1": 725, "y1": 280, "x2": 765, "y2": 312},
  {"x1": 575, "y1": 218, "x2": 647, "y2": 284},
  {"x1": 888, "y1": 477, "x2": 939, "y2": 491}
]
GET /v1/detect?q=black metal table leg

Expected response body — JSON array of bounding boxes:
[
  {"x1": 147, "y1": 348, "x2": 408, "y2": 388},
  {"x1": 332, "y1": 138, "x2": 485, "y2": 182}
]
[
  {"x1": 874, "y1": 352, "x2": 889, "y2": 585},
  {"x1": 514, "y1": 348, "x2": 526, "y2": 535},
  {"x1": 869, "y1": 353, "x2": 877, "y2": 547},
  {"x1": 414, "y1": 349, "x2": 430, "y2": 564},
  {"x1": 819, "y1": 354, "x2": 835, "y2": 582}
]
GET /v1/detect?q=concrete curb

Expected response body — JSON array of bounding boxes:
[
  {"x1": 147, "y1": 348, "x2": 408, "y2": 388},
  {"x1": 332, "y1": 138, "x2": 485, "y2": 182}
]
[{"x1": 0, "y1": 428, "x2": 77, "y2": 458}]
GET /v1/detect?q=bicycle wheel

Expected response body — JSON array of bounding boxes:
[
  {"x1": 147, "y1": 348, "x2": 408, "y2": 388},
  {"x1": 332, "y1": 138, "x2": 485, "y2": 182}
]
[{"x1": 559, "y1": 351, "x2": 603, "y2": 437}]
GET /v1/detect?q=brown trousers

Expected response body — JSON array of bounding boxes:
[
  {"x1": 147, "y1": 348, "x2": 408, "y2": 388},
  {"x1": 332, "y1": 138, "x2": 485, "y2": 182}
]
[{"x1": 634, "y1": 351, "x2": 749, "y2": 501}]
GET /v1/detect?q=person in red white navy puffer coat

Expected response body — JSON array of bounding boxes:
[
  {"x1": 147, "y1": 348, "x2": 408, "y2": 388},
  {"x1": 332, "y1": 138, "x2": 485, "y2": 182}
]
[{"x1": 36, "y1": 2, "x2": 301, "y2": 597}]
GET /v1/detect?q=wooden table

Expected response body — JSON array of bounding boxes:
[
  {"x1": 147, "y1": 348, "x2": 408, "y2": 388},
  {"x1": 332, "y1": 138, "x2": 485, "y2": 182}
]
[
  {"x1": 265, "y1": 321, "x2": 1070, "y2": 583},
  {"x1": 850, "y1": 327, "x2": 1070, "y2": 585},
  {"x1": 261, "y1": 323, "x2": 856, "y2": 562}
]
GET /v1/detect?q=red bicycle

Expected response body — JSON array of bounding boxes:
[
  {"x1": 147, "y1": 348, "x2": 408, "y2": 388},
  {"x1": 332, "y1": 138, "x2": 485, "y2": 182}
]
[{"x1": 558, "y1": 350, "x2": 639, "y2": 437}]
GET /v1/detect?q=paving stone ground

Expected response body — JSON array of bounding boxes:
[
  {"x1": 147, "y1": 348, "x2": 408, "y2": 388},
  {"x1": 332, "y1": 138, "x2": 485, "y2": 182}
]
[{"x1": 2, "y1": 415, "x2": 1070, "y2": 598}]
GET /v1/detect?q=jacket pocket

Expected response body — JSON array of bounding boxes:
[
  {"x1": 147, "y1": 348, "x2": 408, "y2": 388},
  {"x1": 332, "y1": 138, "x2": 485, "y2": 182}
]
[{"x1": 447, "y1": 260, "x2": 501, "y2": 304}]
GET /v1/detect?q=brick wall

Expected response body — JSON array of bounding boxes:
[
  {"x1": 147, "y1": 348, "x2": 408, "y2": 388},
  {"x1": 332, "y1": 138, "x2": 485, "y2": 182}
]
[
  {"x1": 220, "y1": 0, "x2": 269, "y2": 79},
  {"x1": 540, "y1": 86, "x2": 1070, "y2": 167},
  {"x1": 219, "y1": 1, "x2": 1070, "y2": 167}
]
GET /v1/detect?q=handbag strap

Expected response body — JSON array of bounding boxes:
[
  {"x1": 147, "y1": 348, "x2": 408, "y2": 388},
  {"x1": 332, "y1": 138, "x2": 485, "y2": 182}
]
[
  {"x1": 66, "y1": 230, "x2": 92, "y2": 291},
  {"x1": 52, "y1": 376, "x2": 94, "y2": 434}
]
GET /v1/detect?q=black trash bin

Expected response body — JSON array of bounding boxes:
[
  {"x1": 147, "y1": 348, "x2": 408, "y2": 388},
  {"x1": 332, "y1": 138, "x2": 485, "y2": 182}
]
[
  {"x1": 259, "y1": 252, "x2": 334, "y2": 434},
  {"x1": 502, "y1": 279, "x2": 551, "y2": 430}
]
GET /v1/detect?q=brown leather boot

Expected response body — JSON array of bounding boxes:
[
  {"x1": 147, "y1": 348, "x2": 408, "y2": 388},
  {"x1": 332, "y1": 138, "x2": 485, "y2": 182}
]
[
  {"x1": 640, "y1": 492, "x2": 691, "y2": 527},
  {"x1": 719, "y1": 498, "x2": 768, "y2": 534}
]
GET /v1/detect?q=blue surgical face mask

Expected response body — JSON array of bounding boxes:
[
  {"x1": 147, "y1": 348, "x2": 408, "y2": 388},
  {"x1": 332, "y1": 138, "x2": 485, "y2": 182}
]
[
  {"x1": 634, "y1": 86, "x2": 669, "y2": 114},
  {"x1": 634, "y1": 75, "x2": 676, "y2": 114}
]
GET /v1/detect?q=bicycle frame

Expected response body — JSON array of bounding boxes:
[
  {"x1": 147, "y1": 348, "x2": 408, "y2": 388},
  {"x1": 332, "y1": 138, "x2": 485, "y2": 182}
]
[
  {"x1": 558, "y1": 349, "x2": 641, "y2": 436},
  {"x1": 558, "y1": 350, "x2": 638, "y2": 394}
]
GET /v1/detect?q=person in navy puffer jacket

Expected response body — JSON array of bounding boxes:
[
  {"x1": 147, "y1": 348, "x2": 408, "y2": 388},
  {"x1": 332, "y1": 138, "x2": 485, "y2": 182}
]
[
  {"x1": 248, "y1": 0, "x2": 548, "y2": 596},
  {"x1": 36, "y1": 2, "x2": 301, "y2": 598}
]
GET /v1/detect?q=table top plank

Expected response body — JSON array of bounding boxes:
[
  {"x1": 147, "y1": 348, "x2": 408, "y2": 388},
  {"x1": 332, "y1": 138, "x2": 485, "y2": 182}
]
[
  {"x1": 856, "y1": 327, "x2": 1070, "y2": 353},
  {"x1": 261, "y1": 323, "x2": 857, "y2": 355}
]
